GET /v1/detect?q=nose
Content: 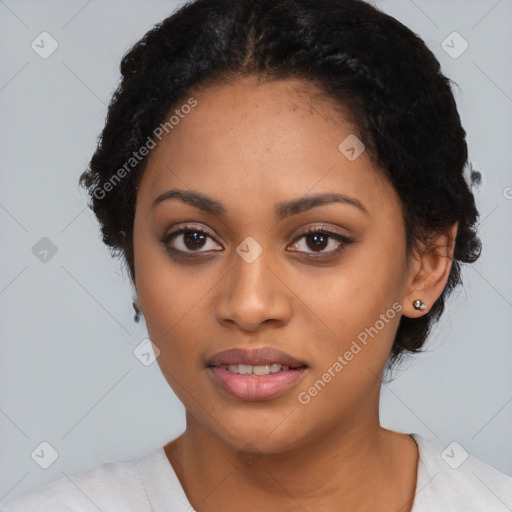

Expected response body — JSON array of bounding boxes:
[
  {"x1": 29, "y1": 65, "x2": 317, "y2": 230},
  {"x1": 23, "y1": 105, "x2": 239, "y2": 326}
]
[{"x1": 213, "y1": 247, "x2": 293, "y2": 332}]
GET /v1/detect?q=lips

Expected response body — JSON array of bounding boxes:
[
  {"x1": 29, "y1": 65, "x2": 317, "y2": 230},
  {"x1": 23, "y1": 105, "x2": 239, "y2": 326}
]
[{"x1": 207, "y1": 347, "x2": 308, "y2": 401}]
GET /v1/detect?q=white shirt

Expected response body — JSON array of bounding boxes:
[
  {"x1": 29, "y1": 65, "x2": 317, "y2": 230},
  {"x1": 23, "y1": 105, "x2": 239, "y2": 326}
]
[{"x1": 2, "y1": 434, "x2": 511, "y2": 511}]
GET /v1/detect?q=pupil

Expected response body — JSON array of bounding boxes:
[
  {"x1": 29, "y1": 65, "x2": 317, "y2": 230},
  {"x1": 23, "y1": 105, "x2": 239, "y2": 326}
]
[
  {"x1": 307, "y1": 233, "x2": 327, "y2": 251},
  {"x1": 185, "y1": 232, "x2": 206, "y2": 250}
]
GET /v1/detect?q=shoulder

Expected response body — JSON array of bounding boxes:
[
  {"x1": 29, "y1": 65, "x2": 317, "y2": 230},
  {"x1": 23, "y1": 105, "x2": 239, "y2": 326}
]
[
  {"x1": 1, "y1": 448, "x2": 164, "y2": 512},
  {"x1": 411, "y1": 434, "x2": 512, "y2": 512}
]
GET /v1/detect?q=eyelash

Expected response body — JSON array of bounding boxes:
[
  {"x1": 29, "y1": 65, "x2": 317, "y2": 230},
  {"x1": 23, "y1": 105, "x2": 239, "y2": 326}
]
[{"x1": 161, "y1": 224, "x2": 353, "y2": 259}]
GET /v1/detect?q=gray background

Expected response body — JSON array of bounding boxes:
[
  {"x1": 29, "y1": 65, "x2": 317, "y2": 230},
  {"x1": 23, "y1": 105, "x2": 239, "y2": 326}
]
[{"x1": 1, "y1": 0, "x2": 511, "y2": 505}]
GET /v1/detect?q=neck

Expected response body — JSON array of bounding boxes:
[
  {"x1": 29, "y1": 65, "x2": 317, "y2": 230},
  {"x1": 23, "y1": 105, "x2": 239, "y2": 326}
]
[{"x1": 165, "y1": 398, "x2": 418, "y2": 511}]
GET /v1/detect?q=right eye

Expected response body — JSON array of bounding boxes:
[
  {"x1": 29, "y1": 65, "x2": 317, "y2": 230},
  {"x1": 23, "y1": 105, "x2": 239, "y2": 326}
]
[{"x1": 161, "y1": 224, "x2": 223, "y2": 256}]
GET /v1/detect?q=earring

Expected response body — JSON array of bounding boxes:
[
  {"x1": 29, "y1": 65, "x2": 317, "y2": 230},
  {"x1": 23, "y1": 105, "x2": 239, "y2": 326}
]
[
  {"x1": 413, "y1": 299, "x2": 427, "y2": 311},
  {"x1": 132, "y1": 298, "x2": 142, "y2": 322}
]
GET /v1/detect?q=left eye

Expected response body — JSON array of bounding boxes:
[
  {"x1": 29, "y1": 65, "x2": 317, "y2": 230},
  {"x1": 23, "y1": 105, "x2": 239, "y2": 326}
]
[{"x1": 288, "y1": 228, "x2": 351, "y2": 255}]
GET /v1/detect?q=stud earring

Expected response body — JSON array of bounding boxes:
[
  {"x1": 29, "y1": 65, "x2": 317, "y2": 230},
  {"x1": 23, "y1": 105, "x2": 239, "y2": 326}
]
[
  {"x1": 132, "y1": 298, "x2": 142, "y2": 322},
  {"x1": 413, "y1": 299, "x2": 427, "y2": 311}
]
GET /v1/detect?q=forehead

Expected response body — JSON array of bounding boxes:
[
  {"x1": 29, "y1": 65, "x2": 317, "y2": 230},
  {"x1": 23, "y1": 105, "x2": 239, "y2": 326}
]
[{"x1": 137, "y1": 76, "x2": 399, "y2": 221}]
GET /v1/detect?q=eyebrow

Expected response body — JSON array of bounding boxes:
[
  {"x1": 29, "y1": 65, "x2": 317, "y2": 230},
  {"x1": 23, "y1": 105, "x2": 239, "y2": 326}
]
[{"x1": 151, "y1": 189, "x2": 368, "y2": 219}]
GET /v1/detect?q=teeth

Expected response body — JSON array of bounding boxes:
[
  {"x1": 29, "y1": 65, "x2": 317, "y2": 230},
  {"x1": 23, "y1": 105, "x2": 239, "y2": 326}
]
[
  {"x1": 220, "y1": 363, "x2": 294, "y2": 375},
  {"x1": 238, "y1": 364, "x2": 253, "y2": 375},
  {"x1": 252, "y1": 365, "x2": 271, "y2": 376}
]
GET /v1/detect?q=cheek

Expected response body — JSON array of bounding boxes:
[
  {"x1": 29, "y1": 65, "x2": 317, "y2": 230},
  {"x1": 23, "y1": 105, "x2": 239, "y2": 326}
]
[
  {"x1": 289, "y1": 238, "x2": 407, "y2": 385},
  {"x1": 295, "y1": 245, "x2": 405, "y2": 333},
  {"x1": 137, "y1": 264, "x2": 204, "y2": 347},
  {"x1": 133, "y1": 239, "x2": 219, "y2": 373}
]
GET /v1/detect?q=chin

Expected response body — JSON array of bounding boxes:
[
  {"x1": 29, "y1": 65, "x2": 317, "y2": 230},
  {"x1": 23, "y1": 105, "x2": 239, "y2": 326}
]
[{"x1": 202, "y1": 410, "x2": 310, "y2": 455}]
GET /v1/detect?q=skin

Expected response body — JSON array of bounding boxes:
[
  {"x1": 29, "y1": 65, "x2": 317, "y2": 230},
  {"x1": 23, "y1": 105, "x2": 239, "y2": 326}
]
[{"x1": 132, "y1": 76, "x2": 457, "y2": 512}]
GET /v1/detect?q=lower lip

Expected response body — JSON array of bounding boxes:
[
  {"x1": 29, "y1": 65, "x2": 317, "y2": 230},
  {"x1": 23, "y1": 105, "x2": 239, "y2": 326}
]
[{"x1": 208, "y1": 367, "x2": 307, "y2": 401}]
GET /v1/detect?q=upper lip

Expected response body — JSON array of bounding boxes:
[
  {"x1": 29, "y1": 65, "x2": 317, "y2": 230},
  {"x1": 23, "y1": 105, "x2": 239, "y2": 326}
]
[{"x1": 207, "y1": 347, "x2": 308, "y2": 368}]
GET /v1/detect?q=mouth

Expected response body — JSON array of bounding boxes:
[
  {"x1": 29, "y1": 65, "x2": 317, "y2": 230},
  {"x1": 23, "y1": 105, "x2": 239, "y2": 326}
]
[
  {"x1": 209, "y1": 362, "x2": 305, "y2": 376},
  {"x1": 206, "y1": 347, "x2": 308, "y2": 401}
]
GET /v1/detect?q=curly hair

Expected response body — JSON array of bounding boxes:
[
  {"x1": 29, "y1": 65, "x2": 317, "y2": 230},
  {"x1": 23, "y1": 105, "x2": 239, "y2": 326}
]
[{"x1": 79, "y1": 0, "x2": 481, "y2": 369}]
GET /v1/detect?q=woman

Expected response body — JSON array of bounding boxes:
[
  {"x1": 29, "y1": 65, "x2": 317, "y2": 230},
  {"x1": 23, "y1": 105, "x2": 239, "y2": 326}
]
[{"x1": 4, "y1": 0, "x2": 511, "y2": 510}]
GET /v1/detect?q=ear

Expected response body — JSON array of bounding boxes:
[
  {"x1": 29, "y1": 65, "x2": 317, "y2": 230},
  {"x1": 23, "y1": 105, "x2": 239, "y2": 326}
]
[{"x1": 402, "y1": 223, "x2": 458, "y2": 318}]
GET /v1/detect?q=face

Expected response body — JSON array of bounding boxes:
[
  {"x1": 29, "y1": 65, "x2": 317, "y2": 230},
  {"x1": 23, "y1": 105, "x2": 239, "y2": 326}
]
[{"x1": 133, "y1": 76, "x2": 414, "y2": 453}]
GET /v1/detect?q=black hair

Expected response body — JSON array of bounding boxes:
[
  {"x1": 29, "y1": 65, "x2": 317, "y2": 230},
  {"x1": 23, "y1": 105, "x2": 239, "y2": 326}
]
[{"x1": 79, "y1": 0, "x2": 481, "y2": 368}]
